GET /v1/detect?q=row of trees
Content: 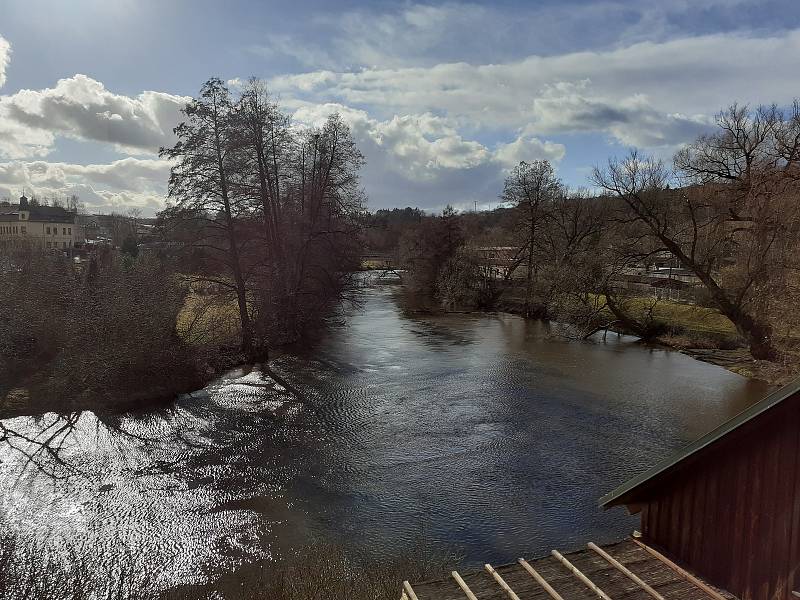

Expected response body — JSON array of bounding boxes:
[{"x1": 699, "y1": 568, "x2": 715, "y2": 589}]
[
  {"x1": 160, "y1": 78, "x2": 365, "y2": 359},
  {"x1": 392, "y1": 101, "x2": 800, "y2": 362},
  {"x1": 0, "y1": 194, "x2": 82, "y2": 212}
]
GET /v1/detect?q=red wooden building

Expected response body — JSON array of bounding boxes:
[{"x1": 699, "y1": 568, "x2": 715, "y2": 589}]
[{"x1": 601, "y1": 378, "x2": 800, "y2": 600}]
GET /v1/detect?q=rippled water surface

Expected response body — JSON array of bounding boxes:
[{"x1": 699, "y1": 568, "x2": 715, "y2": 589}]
[{"x1": 0, "y1": 285, "x2": 769, "y2": 590}]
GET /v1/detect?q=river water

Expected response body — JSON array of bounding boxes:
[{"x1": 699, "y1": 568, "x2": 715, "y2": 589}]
[{"x1": 0, "y1": 284, "x2": 768, "y2": 592}]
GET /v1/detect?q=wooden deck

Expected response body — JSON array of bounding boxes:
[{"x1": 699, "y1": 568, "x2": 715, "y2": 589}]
[{"x1": 403, "y1": 538, "x2": 736, "y2": 600}]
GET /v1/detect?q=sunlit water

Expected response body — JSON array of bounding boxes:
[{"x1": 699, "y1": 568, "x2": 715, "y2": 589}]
[{"x1": 0, "y1": 284, "x2": 769, "y2": 592}]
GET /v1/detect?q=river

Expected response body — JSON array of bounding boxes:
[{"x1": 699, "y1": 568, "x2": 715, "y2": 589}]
[{"x1": 0, "y1": 283, "x2": 769, "y2": 593}]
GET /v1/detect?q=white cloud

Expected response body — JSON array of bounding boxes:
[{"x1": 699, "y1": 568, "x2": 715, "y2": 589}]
[
  {"x1": 271, "y1": 29, "x2": 800, "y2": 148},
  {"x1": 528, "y1": 80, "x2": 713, "y2": 147},
  {"x1": 0, "y1": 157, "x2": 169, "y2": 214},
  {"x1": 0, "y1": 35, "x2": 10, "y2": 89},
  {"x1": 290, "y1": 102, "x2": 565, "y2": 209},
  {"x1": 1, "y1": 75, "x2": 189, "y2": 157},
  {"x1": 0, "y1": 108, "x2": 55, "y2": 159},
  {"x1": 493, "y1": 132, "x2": 566, "y2": 169},
  {"x1": 307, "y1": 3, "x2": 477, "y2": 69},
  {"x1": 248, "y1": 5, "x2": 460, "y2": 71},
  {"x1": 372, "y1": 114, "x2": 489, "y2": 175},
  {"x1": 254, "y1": 1, "x2": 766, "y2": 72},
  {"x1": 291, "y1": 103, "x2": 564, "y2": 182}
]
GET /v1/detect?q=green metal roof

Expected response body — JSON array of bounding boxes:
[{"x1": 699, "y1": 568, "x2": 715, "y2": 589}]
[{"x1": 600, "y1": 376, "x2": 800, "y2": 508}]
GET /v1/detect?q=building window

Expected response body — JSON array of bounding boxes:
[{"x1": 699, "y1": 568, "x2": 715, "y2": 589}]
[
  {"x1": 68, "y1": 227, "x2": 72, "y2": 235},
  {"x1": 63, "y1": 227, "x2": 66, "y2": 235},
  {"x1": 63, "y1": 242, "x2": 67, "y2": 248},
  {"x1": 21, "y1": 226, "x2": 26, "y2": 234},
  {"x1": 46, "y1": 227, "x2": 50, "y2": 234},
  {"x1": 46, "y1": 242, "x2": 51, "y2": 248}
]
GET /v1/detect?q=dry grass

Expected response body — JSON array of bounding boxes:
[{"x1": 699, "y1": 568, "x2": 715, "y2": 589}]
[
  {"x1": 582, "y1": 293, "x2": 739, "y2": 339},
  {"x1": 642, "y1": 300, "x2": 737, "y2": 337},
  {"x1": 362, "y1": 259, "x2": 393, "y2": 270},
  {"x1": 655, "y1": 333, "x2": 732, "y2": 350},
  {"x1": 177, "y1": 288, "x2": 242, "y2": 348}
]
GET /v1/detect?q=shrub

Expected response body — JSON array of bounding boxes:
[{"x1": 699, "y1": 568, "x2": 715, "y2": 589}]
[{"x1": 0, "y1": 246, "x2": 201, "y2": 415}]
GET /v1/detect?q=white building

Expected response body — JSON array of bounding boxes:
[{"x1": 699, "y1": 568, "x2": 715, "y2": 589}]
[{"x1": 0, "y1": 195, "x2": 84, "y2": 251}]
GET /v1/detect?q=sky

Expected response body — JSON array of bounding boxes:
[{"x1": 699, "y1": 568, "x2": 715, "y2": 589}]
[{"x1": 0, "y1": 0, "x2": 798, "y2": 215}]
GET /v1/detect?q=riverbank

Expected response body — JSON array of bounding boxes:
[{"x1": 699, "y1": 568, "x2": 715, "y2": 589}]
[
  {"x1": 0, "y1": 345, "x2": 247, "y2": 419},
  {"x1": 398, "y1": 287, "x2": 795, "y2": 386},
  {"x1": 675, "y1": 348, "x2": 799, "y2": 386},
  {"x1": 497, "y1": 288, "x2": 800, "y2": 385}
]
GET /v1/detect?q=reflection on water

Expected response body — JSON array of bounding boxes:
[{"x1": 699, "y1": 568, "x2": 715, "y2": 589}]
[{"x1": 0, "y1": 285, "x2": 769, "y2": 591}]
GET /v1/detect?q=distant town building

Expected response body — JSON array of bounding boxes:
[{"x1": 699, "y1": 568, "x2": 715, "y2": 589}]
[
  {"x1": 475, "y1": 246, "x2": 526, "y2": 279},
  {"x1": 76, "y1": 213, "x2": 115, "y2": 243},
  {"x1": 0, "y1": 195, "x2": 84, "y2": 251},
  {"x1": 76, "y1": 213, "x2": 157, "y2": 247}
]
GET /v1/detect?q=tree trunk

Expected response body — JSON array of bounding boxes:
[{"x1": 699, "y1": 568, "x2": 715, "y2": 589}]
[
  {"x1": 222, "y1": 207, "x2": 253, "y2": 359},
  {"x1": 654, "y1": 233, "x2": 779, "y2": 360},
  {"x1": 525, "y1": 221, "x2": 535, "y2": 318},
  {"x1": 213, "y1": 115, "x2": 253, "y2": 359},
  {"x1": 604, "y1": 293, "x2": 650, "y2": 338},
  {"x1": 729, "y1": 307, "x2": 778, "y2": 361}
]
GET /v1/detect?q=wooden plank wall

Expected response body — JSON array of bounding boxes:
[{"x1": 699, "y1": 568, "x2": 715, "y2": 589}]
[{"x1": 639, "y1": 394, "x2": 800, "y2": 600}]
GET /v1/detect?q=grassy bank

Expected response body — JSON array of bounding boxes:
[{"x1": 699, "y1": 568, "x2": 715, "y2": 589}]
[
  {"x1": 177, "y1": 285, "x2": 242, "y2": 348},
  {"x1": 500, "y1": 290, "x2": 739, "y2": 342}
]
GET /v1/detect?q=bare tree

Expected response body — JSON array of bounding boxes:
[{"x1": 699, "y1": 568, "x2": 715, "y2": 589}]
[
  {"x1": 399, "y1": 206, "x2": 464, "y2": 304},
  {"x1": 501, "y1": 160, "x2": 563, "y2": 317},
  {"x1": 235, "y1": 78, "x2": 292, "y2": 277},
  {"x1": 593, "y1": 104, "x2": 800, "y2": 360},
  {"x1": 161, "y1": 78, "x2": 255, "y2": 358},
  {"x1": 276, "y1": 113, "x2": 365, "y2": 335},
  {"x1": 161, "y1": 80, "x2": 367, "y2": 351}
]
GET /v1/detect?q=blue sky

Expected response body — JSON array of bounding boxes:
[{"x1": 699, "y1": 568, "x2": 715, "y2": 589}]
[{"x1": 0, "y1": 0, "x2": 798, "y2": 214}]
